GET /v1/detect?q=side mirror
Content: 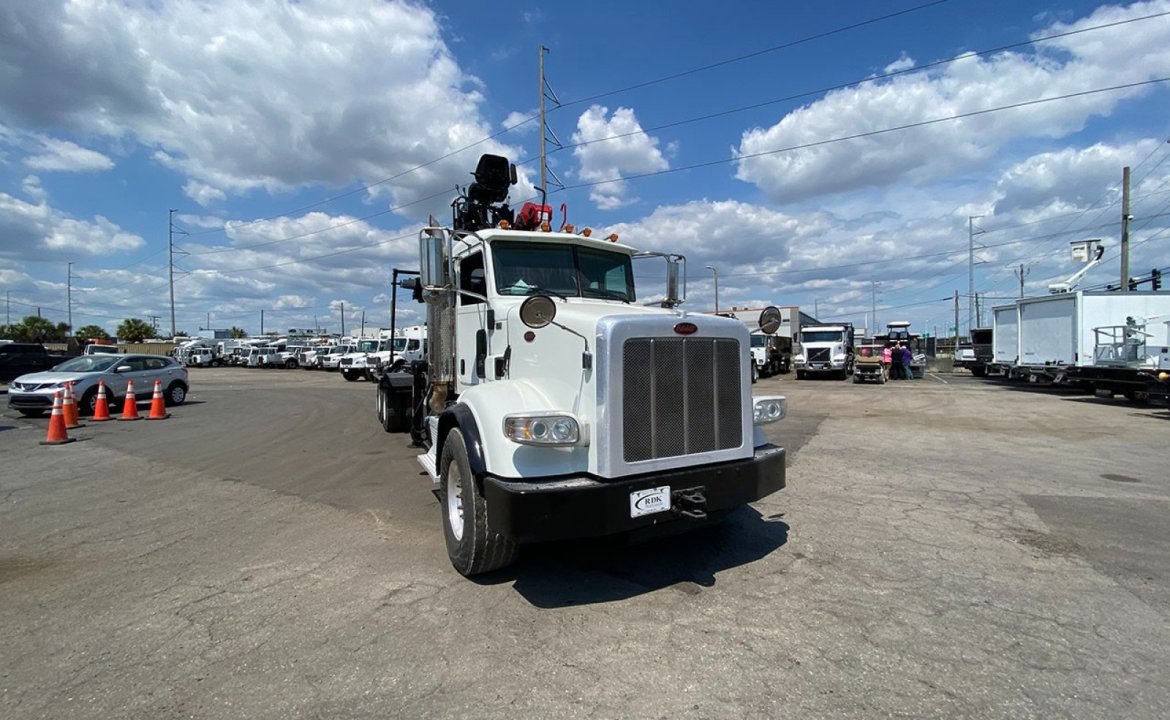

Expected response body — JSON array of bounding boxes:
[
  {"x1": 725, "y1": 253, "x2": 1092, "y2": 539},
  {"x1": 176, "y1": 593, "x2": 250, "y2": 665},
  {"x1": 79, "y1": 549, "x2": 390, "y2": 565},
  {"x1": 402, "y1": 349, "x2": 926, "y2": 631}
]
[
  {"x1": 759, "y1": 306, "x2": 782, "y2": 335},
  {"x1": 115, "y1": 365, "x2": 132, "y2": 373}
]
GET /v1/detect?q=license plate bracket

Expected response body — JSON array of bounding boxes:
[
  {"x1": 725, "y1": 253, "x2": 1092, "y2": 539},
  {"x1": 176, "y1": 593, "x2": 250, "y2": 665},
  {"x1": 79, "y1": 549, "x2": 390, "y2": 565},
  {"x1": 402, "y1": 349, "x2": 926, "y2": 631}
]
[{"x1": 630, "y1": 485, "x2": 671, "y2": 518}]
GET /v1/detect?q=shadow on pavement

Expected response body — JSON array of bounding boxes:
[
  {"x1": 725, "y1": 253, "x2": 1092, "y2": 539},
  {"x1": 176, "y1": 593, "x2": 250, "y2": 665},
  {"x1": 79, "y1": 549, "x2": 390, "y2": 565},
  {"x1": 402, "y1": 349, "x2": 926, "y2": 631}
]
[{"x1": 479, "y1": 506, "x2": 790, "y2": 608}]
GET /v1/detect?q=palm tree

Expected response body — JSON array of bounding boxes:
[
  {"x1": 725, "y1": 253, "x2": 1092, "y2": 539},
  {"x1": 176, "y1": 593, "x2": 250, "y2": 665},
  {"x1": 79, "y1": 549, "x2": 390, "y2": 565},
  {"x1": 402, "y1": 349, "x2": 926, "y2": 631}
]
[{"x1": 117, "y1": 318, "x2": 158, "y2": 343}]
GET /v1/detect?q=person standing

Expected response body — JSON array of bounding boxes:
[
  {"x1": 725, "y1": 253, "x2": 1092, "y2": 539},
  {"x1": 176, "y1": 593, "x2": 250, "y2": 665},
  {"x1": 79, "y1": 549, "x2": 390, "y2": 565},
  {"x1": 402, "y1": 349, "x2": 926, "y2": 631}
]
[
  {"x1": 901, "y1": 344, "x2": 914, "y2": 379},
  {"x1": 890, "y1": 343, "x2": 903, "y2": 380},
  {"x1": 881, "y1": 343, "x2": 893, "y2": 381}
]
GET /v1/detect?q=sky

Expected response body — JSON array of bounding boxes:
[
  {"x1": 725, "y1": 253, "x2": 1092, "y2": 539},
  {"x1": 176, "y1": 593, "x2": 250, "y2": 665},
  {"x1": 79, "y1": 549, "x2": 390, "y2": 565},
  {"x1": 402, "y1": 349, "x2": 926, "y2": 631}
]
[{"x1": 1, "y1": 0, "x2": 1168, "y2": 340}]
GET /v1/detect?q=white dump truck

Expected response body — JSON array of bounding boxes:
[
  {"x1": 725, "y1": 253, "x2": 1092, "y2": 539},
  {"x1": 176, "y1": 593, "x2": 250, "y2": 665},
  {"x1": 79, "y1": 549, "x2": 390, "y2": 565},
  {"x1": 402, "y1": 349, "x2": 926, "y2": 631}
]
[
  {"x1": 793, "y1": 323, "x2": 854, "y2": 379},
  {"x1": 377, "y1": 154, "x2": 788, "y2": 576}
]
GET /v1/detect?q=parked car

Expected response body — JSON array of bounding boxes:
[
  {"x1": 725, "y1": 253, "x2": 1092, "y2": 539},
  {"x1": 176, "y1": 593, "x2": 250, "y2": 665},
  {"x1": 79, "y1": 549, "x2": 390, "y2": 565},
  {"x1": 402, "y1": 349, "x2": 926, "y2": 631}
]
[
  {"x1": 0, "y1": 343, "x2": 72, "y2": 383},
  {"x1": 6, "y1": 354, "x2": 189, "y2": 417}
]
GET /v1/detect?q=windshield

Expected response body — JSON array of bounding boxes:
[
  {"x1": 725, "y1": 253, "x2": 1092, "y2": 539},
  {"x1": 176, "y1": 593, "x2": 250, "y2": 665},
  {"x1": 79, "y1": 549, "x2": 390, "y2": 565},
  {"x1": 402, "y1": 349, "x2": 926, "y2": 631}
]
[
  {"x1": 53, "y1": 355, "x2": 123, "y2": 373},
  {"x1": 392, "y1": 338, "x2": 407, "y2": 352},
  {"x1": 750, "y1": 335, "x2": 768, "y2": 347},
  {"x1": 492, "y1": 241, "x2": 635, "y2": 302},
  {"x1": 802, "y1": 331, "x2": 844, "y2": 343},
  {"x1": 357, "y1": 340, "x2": 378, "y2": 352}
]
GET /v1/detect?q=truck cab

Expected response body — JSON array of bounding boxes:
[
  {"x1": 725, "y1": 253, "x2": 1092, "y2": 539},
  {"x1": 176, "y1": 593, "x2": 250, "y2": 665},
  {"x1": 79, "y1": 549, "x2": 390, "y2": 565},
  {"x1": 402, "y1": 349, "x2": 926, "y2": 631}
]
[
  {"x1": 793, "y1": 324, "x2": 854, "y2": 379},
  {"x1": 378, "y1": 153, "x2": 788, "y2": 576}
]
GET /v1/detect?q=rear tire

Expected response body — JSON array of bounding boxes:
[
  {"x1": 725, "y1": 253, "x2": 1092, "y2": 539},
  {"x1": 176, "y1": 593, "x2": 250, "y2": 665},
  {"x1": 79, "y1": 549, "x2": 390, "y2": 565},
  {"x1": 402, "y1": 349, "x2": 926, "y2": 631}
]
[{"x1": 439, "y1": 428, "x2": 517, "y2": 576}]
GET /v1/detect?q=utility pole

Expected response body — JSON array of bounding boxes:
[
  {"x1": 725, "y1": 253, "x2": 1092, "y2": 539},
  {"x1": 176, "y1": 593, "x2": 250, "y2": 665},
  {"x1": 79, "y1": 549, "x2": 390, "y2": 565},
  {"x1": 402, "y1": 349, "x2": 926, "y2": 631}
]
[
  {"x1": 871, "y1": 281, "x2": 878, "y2": 332},
  {"x1": 953, "y1": 290, "x2": 960, "y2": 353},
  {"x1": 968, "y1": 216, "x2": 984, "y2": 338},
  {"x1": 206, "y1": 311, "x2": 210, "y2": 332},
  {"x1": 260, "y1": 309, "x2": 265, "y2": 335},
  {"x1": 169, "y1": 210, "x2": 177, "y2": 338},
  {"x1": 361, "y1": 310, "x2": 366, "y2": 337},
  {"x1": 705, "y1": 265, "x2": 719, "y2": 314},
  {"x1": 537, "y1": 45, "x2": 562, "y2": 211},
  {"x1": 340, "y1": 302, "x2": 345, "y2": 336},
  {"x1": 167, "y1": 210, "x2": 189, "y2": 338},
  {"x1": 66, "y1": 261, "x2": 73, "y2": 335},
  {"x1": 1120, "y1": 166, "x2": 1131, "y2": 291},
  {"x1": 1014, "y1": 263, "x2": 1029, "y2": 299}
]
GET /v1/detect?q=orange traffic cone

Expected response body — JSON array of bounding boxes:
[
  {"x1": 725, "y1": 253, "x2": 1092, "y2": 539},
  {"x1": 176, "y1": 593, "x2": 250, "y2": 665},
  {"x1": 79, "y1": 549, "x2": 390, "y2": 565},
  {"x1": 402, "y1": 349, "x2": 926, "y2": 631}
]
[
  {"x1": 62, "y1": 382, "x2": 84, "y2": 429},
  {"x1": 145, "y1": 379, "x2": 170, "y2": 420},
  {"x1": 40, "y1": 392, "x2": 75, "y2": 445},
  {"x1": 91, "y1": 380, "x2": 112, "y2": 421},
  {"x1": 119, "y1": 380, "x2": 141, "y2": 421}
]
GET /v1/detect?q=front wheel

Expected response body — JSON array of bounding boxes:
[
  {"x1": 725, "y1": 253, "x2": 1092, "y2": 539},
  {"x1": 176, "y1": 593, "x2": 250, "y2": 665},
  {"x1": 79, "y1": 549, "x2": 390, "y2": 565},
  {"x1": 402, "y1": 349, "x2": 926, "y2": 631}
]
[
  {"x1": 440, "y1": 428, "x2": 517, "y2": 576},
  {"x1": 285, "y1": 358, "x2": 299, "y2": 369},
  {"x1": 165, "y1": 382, "x2": 187, "y2": 406},
  {"x1": 796, "y1": 370, "x2": 806, "y2": 380},
  {"x1": 342, "y1": 370, "x2": 360, "y2": 382}
]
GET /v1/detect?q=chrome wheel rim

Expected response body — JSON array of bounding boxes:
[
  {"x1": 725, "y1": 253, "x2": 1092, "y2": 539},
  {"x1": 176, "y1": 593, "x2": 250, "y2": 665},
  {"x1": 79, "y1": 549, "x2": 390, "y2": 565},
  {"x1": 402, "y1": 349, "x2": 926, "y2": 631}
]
[{"x1": 446, "y1": 464, "x2": 464, "y2": 541}]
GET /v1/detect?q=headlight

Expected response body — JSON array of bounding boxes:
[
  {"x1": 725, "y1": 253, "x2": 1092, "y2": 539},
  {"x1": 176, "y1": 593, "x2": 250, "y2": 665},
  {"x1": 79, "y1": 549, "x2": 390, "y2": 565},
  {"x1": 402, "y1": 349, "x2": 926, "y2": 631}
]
[
  {"x1": 794, "y1": 355, "x2": 806, "y2": 364},
  {"x1": 753, "y1": 396, "x2": 787, "y2": 425},
  {"x1": 833, "y1": 353, "x2": 846, "y2": 362},
  {"x1": 503, "y1": 413, "x2": 582, "y2": 446}
]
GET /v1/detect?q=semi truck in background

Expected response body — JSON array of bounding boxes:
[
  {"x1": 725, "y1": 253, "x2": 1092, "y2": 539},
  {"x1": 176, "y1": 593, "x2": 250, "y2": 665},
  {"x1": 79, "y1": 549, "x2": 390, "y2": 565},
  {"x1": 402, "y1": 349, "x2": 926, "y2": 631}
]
[
  {"x1": 793, "y1": 323, "x2": 854, "y2": 379},
  {"x1": 376, "y1": 153, "x2": 789, "y2": 576}
]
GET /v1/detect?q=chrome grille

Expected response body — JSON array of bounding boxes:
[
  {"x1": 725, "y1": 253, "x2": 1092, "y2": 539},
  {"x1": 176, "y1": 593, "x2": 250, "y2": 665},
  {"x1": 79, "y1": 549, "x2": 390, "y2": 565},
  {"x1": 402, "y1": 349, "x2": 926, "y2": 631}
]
[
  {"x1": 622, "y1": 337, "x2": 742, "y2": 462},
  {"x1": 808, "y1": 347, "x2": 831, "y2": 363}
]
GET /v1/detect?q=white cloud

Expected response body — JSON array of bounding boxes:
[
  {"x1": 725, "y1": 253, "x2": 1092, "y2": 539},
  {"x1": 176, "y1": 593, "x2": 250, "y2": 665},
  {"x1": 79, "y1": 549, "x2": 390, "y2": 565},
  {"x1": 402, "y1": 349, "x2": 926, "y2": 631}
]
[
  {"x1": 21, "y1": 175, "x2": 46, "y2": 202},
  {"x1": 502, "y1": 110, "x2": 539, "y2": 134},
  {"x1": 571, "y1": 105, "x2": 669, "y2": 210},
  {"x1": 176, "y1": 213, "x2": 225, "y2": 229},
  {"x1": 0, "y1": 0, "x2": 523, "y2": 217},
  {"x1": 183, "y1": 181, "x2": 227, "y2": 208},
  {"x1": 23, "y1": 137, "x2": 113, "y2": 172},
  {"x1": 734, "y1": 0, "x2": 1170, "y2": 203},
  {"x1": 0, "y1": 192, "x2": 144, "y2": 259}
]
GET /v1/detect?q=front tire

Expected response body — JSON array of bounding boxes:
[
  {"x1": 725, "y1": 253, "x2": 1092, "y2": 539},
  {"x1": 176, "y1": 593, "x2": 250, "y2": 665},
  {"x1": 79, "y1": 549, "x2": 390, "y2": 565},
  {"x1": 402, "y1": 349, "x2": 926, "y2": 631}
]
[
  {"x1": 285, "y1": 358, "x2": 299, "y2": 369},
  {"x1": 165, "y1": 382, "x2": 187, "y2": 406},
  {"x1": 342, "y1": 370, "x2": 360, "y2": 382},
  {"x1": 79, "y1": 388, "x2": 98, "y2": 416},
  {"x1": 439, "y1": 428, "x2": 517, "y2": 576}
]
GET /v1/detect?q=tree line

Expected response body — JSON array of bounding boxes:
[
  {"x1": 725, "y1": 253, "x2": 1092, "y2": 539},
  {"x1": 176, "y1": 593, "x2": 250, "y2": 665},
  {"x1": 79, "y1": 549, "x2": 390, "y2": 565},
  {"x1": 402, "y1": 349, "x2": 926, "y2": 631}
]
[{"x1": 2, "y1": 317, "x2": 253, "y2": 343}]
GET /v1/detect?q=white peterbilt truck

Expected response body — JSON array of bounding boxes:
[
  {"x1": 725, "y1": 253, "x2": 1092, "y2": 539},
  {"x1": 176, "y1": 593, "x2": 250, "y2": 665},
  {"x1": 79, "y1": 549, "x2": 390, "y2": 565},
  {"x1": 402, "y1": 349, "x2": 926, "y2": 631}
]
[{"x1": 377, "y1": 154, "x2": 788, "y2": 576}]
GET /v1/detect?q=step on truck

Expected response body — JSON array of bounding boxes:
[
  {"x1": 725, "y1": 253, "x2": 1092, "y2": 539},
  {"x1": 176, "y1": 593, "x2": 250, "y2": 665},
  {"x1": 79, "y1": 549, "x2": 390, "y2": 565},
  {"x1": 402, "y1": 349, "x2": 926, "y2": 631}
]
[{"x1": 378, "y1": 153, "x2": 788, "y2": 576}]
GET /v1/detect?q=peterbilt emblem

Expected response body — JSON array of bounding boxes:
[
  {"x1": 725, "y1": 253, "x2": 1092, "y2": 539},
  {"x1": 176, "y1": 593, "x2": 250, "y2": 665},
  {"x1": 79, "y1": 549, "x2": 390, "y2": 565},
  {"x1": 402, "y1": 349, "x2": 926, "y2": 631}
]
[{"x1": 673, "y1": 322, "x2": 698, "y2": 335}]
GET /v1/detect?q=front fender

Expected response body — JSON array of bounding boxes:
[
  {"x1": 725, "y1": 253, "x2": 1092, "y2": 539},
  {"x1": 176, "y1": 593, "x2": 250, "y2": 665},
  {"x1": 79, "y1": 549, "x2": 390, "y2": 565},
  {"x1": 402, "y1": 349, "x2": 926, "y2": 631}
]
[{"x1": 450, "y1": 380, "x2": 591, "y2": 481}]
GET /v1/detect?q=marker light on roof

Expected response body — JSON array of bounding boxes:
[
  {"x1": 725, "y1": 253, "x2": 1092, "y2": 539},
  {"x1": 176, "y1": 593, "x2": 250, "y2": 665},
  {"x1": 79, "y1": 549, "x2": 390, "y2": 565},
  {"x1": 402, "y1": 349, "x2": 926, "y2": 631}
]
[
  {"x1": 581, "y1": 228, "x2": 592, "y2": 237},
  {"x1": 497, "y1": 219, "x2": 511, "y2": 229},
  {"x1": 540, "y1": 221, "x2": 551, "y2": 232},
  {"x1": 562, "y1": 224, "x2": 575, "y2": 233},
  {"x1": 608, "y1": 234, "x2": 619, "y2": 242}
]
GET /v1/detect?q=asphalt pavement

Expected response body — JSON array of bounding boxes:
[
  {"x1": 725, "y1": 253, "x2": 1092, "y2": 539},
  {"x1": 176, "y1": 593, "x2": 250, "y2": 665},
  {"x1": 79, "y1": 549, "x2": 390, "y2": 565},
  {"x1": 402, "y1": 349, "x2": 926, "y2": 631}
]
[{"x1": 2, "y1": 368, "x2": 1168, "y2": 719}]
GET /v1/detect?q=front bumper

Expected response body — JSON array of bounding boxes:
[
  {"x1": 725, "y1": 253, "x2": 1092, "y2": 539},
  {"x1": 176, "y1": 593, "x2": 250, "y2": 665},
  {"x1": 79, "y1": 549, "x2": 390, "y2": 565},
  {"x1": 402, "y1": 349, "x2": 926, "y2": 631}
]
[
  {"x1": 7, "y1": 392, "x2": 56, "y2": 410},
  {"x1": 481, "y1": 444, "x2": 785, "y2": 543}
]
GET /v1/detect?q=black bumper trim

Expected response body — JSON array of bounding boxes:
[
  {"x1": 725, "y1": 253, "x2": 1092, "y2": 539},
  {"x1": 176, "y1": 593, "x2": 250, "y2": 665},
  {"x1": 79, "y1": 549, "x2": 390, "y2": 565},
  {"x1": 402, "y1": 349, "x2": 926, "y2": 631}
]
[{"x1": 481, "y1": 445, "x2": 785, "y2": 543}]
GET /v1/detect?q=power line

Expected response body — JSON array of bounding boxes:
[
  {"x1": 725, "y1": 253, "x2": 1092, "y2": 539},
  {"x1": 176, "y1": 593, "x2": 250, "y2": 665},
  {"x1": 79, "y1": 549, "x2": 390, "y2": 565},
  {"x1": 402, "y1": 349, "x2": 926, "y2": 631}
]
[
  {"x1": 179, "y1": 1, "x2": 952, "y2": 235},
  {"x1": 552, "y1": 78, "x2": 1170, "y2": 194},
  {"x1": 529, "y1": 10, "x2": 1170, "y2": 163}
]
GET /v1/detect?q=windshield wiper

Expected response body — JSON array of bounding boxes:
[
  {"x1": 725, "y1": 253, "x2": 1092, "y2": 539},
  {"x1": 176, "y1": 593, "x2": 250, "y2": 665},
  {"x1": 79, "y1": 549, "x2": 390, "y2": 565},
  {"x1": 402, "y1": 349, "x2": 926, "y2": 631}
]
[
  {"x1": 582, "y1": 288, "x2": 630, "y2": 303},
  {"x1": 509, "y1": 285, "x2": 568, "y2": 300}
]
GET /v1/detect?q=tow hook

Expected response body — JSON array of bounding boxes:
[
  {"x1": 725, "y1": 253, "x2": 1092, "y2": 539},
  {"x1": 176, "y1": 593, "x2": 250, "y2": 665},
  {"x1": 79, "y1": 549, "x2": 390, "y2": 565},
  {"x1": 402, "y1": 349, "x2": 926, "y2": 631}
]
[{"x1": 672, "y1": 486, "x2": 707, "y2": 520}]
